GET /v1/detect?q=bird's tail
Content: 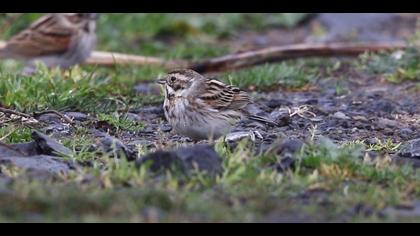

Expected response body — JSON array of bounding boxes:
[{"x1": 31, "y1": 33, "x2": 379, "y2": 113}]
[{"x1": 248, "y1": 115, "x2": 279, "y2": 127}]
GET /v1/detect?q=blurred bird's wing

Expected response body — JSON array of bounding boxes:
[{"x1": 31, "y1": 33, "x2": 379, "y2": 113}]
[{"x1": 4, "y1": 14, "x2": 75, "y2": 58}]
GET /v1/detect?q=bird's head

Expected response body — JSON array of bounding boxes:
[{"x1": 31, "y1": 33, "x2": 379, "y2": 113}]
[{"x1": 157, "y1": 69, "x2": 205, "y2": 98}]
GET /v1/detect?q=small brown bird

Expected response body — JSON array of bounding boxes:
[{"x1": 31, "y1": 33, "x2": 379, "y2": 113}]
[
  {"x1": 158, "y1": 69, "x2": 278, "y2": 141},
  {"x1": 0, "y1": 13, "x2": 98, "y2": 74}
]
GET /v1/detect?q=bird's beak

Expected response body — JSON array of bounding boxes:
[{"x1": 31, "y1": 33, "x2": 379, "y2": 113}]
[{"x1": 156, "y1": 78, "x2": 166, "y2": 85}]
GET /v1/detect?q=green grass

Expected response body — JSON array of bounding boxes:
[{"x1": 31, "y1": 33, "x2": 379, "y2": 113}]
[
  {"x1": 0, "y1": 124, "x2": 32, "y2": 143},
  {"x1": 0, "y1": 65, "x2": 164, "y2": 113},
  {"x1": 97, "y1": 112, "x2": 145, "y2": 133},
  {"x1": 222, "y1": 61, "x2": 320, "y2": 90},
  {"x1": 0, "y1": 66, "x2": 107, "y2": 112},
  {"x1": 341, "y1": 138, "x2": 402, "y2": 154},
  {"x1": 356, "y1": 33, "x2": 420, "y2": 83},
  {"x1": 0, "y1": 137, "x2": 418, "y2": 222}
]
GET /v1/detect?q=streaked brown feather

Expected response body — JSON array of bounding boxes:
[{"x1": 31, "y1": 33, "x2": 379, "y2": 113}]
[
  {"x1": 199, "y1": 78, "x2": 250, "y2": 110},
  {"x1": 4, "y1": 14, "x2": 75, "y2": 57}
]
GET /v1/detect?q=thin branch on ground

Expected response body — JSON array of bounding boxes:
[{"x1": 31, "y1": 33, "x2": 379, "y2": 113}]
[
  {"x1": 85, "y1": 51, "x2": 188, "y2": 69},
  {"x1": 0, "y1": 41, "x2": 407, "y2": 73},
  {"x1": 190, "y1": 42, "x2": 407, "y2": 73},
  {"x1": 0, "y1": 107, "x2": 74, "y2": 126},
  {"x1": 0, "y1": 107, "x2": 32, "y2": 119}
]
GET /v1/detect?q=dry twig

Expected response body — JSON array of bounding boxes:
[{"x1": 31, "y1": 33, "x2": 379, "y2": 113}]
[
  {"x1": 0, "y1": 40, "x2": 406, "y2": 73},
  {"x1": 85, "y1": 51, "x2": 188, "y2": 69},
  {"x1": 0, "y1": 107, "x2": 32, "y2": 119},
  {"x1": 190, "y1": 42, "x2": 407, "y2": 73}
]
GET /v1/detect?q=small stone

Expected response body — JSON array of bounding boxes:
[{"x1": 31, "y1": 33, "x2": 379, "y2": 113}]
[
  {"x1": 399, "y1": 139, "x2": 420, "y2": 159},
  {"x1": 303, "y1": 99, "x2": 318, "y2": 105},
  {"x1": 355, "y1": 122, "x2": 365, "y2": 129},
  {"x1": 0, "y1": 143, "x2": 25, "y2": 157},
  {"x1": 377, "y1": 118, "x2": 398, "y2": 128},
  {"x1": 341, "y1": 120, "x2": 351, "y2": 128},
  {"x1": 365, "y1": 138, "x2": 379, "y2": 146},
  {"x1": 98, "y1": 135, "x2": 136, "y2": 161},
  {"x1": 64, "y1": 112, "x2": 90, "y2": 122},
  {"x1": 372, "y1": 100, "x2": 394, "y2": 113},
  {"x1": 225, "y1": 131, "x2": 257, "y2": 144},
  {"x1": 268, "y1": 138, "x2": 304, "y2": 172},
  {"x1": 42, "y1": 123, "x2": 71, "y2": 135},
  {"x1": 9, "y1": 142, "x2": 39, "y2": 156},
  {"x1": 398, "y1": 128, "x2": 413, "y2": 140},
  {"x1": 365, "y1": 151, "x2": 379, "y2": 160},
  {"x1": 276, "y1": 138, "x2": 304, "y2": 155},
  {"x1": 391, "y1": 50, "x2": 404, "y2": 60},
  {"x1": 266, "y1": 99, "x2": 292, "y2": 108},
  {"x1": 383, "y1": 128, "x2": 394, "y2": 136},
  {"x1": 122, "y1": 113, "x2": 141, "y2": 122},
  {"x1": 352, "y1": 115, "x2": 368, "y2": 121},
  {"x1": 270, "y1": 110, "x2": 291, "y2": 126},
  {"x1": 142, "y1": 126, "x2": 155, "y2": 134},
  {"x1": 332, "y1": 111, "x2": 350, "y2": 120},
  {"x1": 136, "y1": 145, "x2": 222, "y2": 176},
  {"x1": 309, "y1": 117, "x2": 324, "y2": 122},
  {"x1": 275, "y1": 156, "x2": 295, "y2": 172},
  {"x1": 32, "y1": 131, "x2": 72, "y2": 157},
  {"x1": 160, "y1": 124, "x2": 172, "y2": 133},
  {"x1": 128, "y1": 140, "x2": 155, "y2": 149},
  {"x1": 35, "y1": 113, "x2": 62, "y2": 124},
  {"x1": 0, "y1": 155, "x2": 72, "y2": 174}
]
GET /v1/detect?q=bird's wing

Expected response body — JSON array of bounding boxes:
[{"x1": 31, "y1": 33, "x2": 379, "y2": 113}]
[
  {"x1": 4, "y1": 14, "x2": 75, "y2": 58},
  {"x1": 198, "y1": 78, "x2": 250, "y2": 110}
]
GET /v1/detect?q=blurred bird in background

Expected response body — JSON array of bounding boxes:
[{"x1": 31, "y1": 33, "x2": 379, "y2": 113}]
[{"x1": 0, "y1": 13, "x2": 98, "y2": 75}]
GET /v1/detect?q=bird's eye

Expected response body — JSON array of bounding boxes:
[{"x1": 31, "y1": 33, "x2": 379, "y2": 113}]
[{"x1": 170, "y1": 76, "x2": 177, "y2": 82}]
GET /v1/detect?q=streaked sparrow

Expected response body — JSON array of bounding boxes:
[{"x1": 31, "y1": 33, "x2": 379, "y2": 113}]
[{"x1": 158, "y1": 69, "x2": 278, "y2": 141}]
